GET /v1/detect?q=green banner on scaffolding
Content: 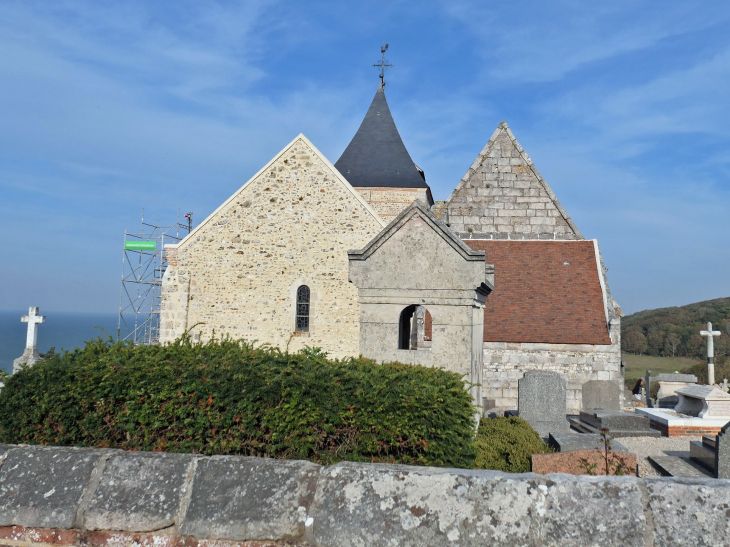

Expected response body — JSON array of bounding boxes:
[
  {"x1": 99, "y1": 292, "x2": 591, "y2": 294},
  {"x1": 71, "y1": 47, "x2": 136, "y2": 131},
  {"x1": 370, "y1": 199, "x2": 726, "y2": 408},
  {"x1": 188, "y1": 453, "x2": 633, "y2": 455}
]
[{"x1": 125, "y1": 241, "x2": 156, "y2": 250}]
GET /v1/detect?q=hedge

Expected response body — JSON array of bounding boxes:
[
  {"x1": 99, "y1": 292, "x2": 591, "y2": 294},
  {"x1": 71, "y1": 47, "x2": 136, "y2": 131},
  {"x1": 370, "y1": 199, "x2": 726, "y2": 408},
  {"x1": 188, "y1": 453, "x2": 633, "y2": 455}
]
[
  {"x1": 473, "y1": 416, "x2": 552, "y2": 473},
  {"x1": 0, "y1": 337, "x2": 477, "y2": 468}
]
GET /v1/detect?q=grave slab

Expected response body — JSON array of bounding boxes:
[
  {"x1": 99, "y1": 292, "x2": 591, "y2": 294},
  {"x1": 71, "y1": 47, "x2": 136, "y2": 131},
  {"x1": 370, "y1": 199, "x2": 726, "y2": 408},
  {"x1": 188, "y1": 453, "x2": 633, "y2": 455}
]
[
  {"x1": 548, "y1": 432, "x2": 628, "y2": 454},
  {"x1": 84, "y1": 451, "x2": 196, "y2": 532},
  {"x1": 636, "y1": 407, "x2": 730, "y2": 437},
  {"x1": 568, "y1": 417, "x2": 661, "y2": 438},
  {"x1": 581, "y1": 380, "x2": 621, "y2": 411},
  {"x1": 532, "y1": 449, "x2": 637, "y2": 476},
  {"x1": 0, "y1": 446, "x2": 109, "y2": 529},
  {"x1": 179, "y1": 455, "x2": 320, "y2": 542},
  {"x1": 517, "y1": 370, "x2": 570, "y2": 437},
  {"x1": 579, "y1": 410, "x2": 651, "y2": 432},
  {"x1": 647, "y1": 455, "x2": 712, "y2": 479}
]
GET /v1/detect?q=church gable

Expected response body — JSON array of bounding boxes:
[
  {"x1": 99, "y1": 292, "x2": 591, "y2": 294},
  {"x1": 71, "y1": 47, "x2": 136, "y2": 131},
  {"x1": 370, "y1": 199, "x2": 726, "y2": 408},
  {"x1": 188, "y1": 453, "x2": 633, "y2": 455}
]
[
  {"x1": 445, "y1": 122, "x2": 582, "y2": 241},
  {"x1": 349, "y1": 200, "x2": 490, "y2": 292},
  {"x1": 160, "y1": 135, "x2": 385, "y2": 356}
]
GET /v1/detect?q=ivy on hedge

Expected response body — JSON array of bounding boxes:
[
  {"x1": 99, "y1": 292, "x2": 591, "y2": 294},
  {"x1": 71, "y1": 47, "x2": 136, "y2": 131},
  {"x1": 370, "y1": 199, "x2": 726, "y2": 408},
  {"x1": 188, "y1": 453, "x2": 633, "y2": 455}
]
[{"x1": 0, "y1": 337, "x2": 477, "y2": 468}]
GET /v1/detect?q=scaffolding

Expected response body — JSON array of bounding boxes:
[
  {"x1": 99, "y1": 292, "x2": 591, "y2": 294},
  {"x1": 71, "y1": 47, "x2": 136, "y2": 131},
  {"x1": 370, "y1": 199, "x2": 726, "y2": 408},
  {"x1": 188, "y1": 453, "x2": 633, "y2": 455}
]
[{"x1": 118, "y1": 208, "x2": 192, "y2": 345}]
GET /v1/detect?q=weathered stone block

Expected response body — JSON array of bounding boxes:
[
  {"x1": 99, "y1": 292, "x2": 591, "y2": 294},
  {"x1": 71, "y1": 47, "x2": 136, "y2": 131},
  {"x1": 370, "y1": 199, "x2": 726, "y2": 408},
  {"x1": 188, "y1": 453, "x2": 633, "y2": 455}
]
[
  {"x1": 308, "y1": 462, "x2": 645, "y2": 547},
  {"x1": 179, "y1": 456, "x2": 320, "y2": 542},
  {"x1": 0, "y1": 446, "x2": 109, "y2": 529},
  {"x1": 647, "y1": 478, "x2": 730, "y2": 545},
  {"x1": 84, "y1": 452, "x2": 196, "y2": 532}
]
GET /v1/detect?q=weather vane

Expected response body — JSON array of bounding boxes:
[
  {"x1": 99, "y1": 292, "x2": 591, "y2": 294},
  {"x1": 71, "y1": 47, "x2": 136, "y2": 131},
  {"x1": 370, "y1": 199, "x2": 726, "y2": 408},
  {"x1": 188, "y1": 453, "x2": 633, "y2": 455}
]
[{"x1": 373, "y1": 42, "x2": 393, "y2": 87}]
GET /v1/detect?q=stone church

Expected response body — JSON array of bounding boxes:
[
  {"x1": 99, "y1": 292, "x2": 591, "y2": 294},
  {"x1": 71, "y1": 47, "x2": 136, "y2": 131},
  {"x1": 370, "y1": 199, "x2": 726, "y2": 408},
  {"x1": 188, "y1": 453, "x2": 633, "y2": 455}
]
[{"x1": 161, "y1": 81, "x2": 622, "y2": 413}]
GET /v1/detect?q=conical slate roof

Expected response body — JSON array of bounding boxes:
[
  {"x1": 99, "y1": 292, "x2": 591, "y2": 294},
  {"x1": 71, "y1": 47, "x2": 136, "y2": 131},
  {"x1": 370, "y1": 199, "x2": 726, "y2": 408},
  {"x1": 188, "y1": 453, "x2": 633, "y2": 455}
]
[{"x1": 335, "y1": 84, "x2": 428, "y2": 189}]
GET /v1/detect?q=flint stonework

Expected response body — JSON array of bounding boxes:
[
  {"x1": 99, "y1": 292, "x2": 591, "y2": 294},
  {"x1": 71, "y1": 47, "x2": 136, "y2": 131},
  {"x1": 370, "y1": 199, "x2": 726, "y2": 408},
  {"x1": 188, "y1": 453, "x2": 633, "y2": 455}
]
[
  {"x1": 518, "y1": 370, "x2": 570, "y2": 436},
  {"x1": 84, "y1": 451, "x2": 196, "y2": 532},
  {"x1": 0, "y1": 446, "x2": 108, "y2": 529},
  {"x1": 179, "y1": 455, "x2": 320, "y2": 542}
]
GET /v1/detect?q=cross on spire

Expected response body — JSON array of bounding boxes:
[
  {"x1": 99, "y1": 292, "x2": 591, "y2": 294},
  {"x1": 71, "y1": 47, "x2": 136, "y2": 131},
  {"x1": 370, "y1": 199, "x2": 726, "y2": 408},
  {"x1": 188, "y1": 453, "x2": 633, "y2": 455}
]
[
  {"x1": 373, "y1": 42, "x2": 393, "y2": 88},
  {"x1": 701, "y1": 321, "x2": 722, "y2": 385},
  {"x1": 21, "y1": 307, "x2": 46, "y2": 350}
]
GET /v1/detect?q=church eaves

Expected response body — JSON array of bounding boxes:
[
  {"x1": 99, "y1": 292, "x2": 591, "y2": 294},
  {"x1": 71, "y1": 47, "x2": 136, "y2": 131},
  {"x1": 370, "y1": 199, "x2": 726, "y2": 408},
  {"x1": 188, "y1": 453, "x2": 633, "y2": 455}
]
[
  {"x1": 444, "y1": 122, "x2": 583, "y2": 241},
  {"x1": 335, "y1": 84, "x2": 430, "y2": 190}
]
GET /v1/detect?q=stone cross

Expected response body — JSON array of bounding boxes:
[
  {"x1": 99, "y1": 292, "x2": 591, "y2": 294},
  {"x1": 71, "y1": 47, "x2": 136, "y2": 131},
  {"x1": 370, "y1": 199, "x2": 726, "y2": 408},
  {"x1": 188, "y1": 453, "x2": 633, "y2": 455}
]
[
  {"x1": 22, "y1": 307, "x2": 46, "y2": 350},
  {"x1": 701, "y1": 322, "x2": 722, "y2": 385},
  {"x1": 12, "y1": 307, "x2": 46, "y2": 374}
]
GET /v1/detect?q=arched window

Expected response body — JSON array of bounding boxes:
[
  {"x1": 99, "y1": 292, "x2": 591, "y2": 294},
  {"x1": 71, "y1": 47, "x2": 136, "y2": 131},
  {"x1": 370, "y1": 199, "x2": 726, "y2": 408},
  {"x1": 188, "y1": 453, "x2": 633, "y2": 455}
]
[
  {"x1": 398, "y1": 305, "x2": 417, "y2": 349},
  {"x1": 399, "y1": 305, "x2": 433, "y2": 350},
  {"x1": 295, "y1": 285, "x2": 311, "y2": 332}
]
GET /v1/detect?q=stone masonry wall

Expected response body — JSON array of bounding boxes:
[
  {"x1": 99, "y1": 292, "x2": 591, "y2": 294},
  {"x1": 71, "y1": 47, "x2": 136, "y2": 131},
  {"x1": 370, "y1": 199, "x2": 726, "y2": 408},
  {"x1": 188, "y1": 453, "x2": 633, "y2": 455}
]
[
  {"x1": 159, "y1": 136, "x2": 385, "y2": 358},
  {"x1": 1, "y1": 444, "x2": 729, "y2": 547},
  {"x1": 354, "y1": 187, "x2": 432, "y2": 222},
  {"x1": 445, "y1": 122, "x2": 583, "y2": 240},
  {"x1": 483, "y1": 320, "x2": 622, "y2": 413}
]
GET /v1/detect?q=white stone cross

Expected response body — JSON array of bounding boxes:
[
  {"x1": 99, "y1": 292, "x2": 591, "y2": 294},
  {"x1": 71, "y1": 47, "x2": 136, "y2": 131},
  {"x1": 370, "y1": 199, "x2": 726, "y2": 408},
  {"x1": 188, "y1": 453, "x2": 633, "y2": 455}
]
[
  {"x1": 701, "y1": 321, "x2": 722, "y2": 385},
  {"x1": 21, "y1": 307, "x2": 46, "y2": 350}
]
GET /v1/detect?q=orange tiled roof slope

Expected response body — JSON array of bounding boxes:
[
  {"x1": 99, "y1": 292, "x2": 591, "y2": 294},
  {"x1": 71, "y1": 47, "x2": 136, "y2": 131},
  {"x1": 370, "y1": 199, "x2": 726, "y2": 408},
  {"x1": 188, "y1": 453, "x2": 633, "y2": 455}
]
[{"x1": 464, "y1": 240, "x2": 611, "y2": 345}]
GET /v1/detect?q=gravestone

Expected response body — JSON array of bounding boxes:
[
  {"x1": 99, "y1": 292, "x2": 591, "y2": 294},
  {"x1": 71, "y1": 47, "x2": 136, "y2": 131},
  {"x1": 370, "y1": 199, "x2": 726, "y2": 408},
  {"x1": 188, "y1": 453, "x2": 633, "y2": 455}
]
[
  {"x1": 517, "y1": 370, "x2": 569, "y2": 437},
  {"x1": 582, "y1": 380, "x2": 621, "y2": 411},
  {"x1": 715, "y1": 423, "x2": 730, "y2": 479},
  {"x1": 12, "y1": 307, "x2": 46, "y2": 374},
  {"x1": 656, "y1": 373, "x2": 697, "y2": 408},
  {"x1": 674, "y1": 385, "x2": 730, "y2": 418},
  {"x1": 656, "y1": 373, "x2": 697, "y2": 398}
]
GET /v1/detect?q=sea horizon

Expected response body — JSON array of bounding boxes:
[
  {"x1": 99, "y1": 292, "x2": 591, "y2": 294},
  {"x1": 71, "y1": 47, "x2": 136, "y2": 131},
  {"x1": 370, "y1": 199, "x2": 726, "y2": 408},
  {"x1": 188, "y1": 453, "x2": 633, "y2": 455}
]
[{"x1": 0, "y1": 310, "x2": 119, "y2": 374}]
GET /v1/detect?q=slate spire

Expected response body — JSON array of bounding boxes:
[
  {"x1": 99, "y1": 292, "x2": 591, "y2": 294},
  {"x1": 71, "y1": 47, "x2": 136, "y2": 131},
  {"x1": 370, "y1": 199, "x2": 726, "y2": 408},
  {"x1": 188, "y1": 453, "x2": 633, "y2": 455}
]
[{"x1": 335, "y1": 83, "x2": 429, "y2": 189}]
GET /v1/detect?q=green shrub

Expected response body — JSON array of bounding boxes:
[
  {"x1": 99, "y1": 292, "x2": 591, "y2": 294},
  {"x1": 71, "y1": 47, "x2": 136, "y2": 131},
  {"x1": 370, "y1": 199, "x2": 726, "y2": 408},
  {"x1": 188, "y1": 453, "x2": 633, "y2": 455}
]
[
  {"x1": 0, "y1": 337, "x2": 477, "y2": 468},
  {"x1": 473, "y1": 416, "x2": 552, "y2": 473}
]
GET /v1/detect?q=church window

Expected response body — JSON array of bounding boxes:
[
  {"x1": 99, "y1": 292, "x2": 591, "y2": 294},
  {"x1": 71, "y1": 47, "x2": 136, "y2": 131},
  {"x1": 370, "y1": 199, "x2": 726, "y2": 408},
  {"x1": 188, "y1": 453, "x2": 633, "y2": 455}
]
[
  {"x1": 398, "y1": 305, "x2": 417, "y2": 349},
  {"x1": 296, "y1": 285, "x2": 311, "y2": 332}
]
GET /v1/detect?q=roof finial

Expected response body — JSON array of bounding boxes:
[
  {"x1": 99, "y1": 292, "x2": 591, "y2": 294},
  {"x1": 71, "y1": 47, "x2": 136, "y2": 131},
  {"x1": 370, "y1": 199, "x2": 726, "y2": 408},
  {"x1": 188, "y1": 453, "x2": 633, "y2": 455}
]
[{"x1": 373, "y1": 41, "x2": 393, "y2": 89}]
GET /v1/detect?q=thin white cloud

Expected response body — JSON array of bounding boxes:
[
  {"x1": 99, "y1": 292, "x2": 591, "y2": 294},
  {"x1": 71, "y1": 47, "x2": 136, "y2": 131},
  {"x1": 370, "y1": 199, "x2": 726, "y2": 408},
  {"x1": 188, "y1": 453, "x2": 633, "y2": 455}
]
[{"x1": 444, "y1": 0, "x2": 729, "y2": 83}]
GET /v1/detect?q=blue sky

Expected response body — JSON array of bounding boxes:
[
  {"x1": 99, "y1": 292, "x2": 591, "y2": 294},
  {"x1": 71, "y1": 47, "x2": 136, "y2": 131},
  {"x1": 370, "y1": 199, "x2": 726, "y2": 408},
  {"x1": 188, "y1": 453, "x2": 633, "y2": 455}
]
[{"x1": 0, "y1": 0, "x2": 728, "y2": 316}]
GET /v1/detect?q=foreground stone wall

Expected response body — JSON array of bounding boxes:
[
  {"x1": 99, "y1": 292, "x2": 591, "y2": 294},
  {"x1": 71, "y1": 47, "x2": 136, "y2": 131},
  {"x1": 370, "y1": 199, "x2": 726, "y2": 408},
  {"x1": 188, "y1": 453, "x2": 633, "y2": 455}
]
[
  {"x1": 483, "y1": 320, "x2": 622, "y2": 413},
  {"x1": 0, "y1": 444, "x2": 728, "y2": 547},
  {"x1": 159, "y1": 135, "x2": 385, "y2": 358}
]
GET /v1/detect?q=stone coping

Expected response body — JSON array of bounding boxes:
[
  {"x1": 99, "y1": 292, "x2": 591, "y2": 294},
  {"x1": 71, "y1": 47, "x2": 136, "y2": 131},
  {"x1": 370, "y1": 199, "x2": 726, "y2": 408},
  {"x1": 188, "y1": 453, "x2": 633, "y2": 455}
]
[
  {"x1": 636, "y1": 408, "x2": 730, "y2": 427},
  {"x1": 1, "y1": 444, "x2": 730, "y2": 546}
]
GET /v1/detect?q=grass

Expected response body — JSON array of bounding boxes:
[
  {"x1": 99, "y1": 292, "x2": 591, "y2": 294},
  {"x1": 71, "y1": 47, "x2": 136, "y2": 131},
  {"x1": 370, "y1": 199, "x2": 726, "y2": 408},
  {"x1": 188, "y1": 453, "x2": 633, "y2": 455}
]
[{"x1": 623, "y1": 354, "x2": 701, "y2": 384}]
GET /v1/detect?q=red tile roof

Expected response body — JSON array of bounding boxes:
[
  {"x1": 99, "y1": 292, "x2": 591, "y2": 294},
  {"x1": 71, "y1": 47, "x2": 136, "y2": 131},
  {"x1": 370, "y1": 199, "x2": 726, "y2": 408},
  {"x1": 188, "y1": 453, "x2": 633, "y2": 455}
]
[{"x1": 463, "y1": 240, "x2": 611, "y2": 345}]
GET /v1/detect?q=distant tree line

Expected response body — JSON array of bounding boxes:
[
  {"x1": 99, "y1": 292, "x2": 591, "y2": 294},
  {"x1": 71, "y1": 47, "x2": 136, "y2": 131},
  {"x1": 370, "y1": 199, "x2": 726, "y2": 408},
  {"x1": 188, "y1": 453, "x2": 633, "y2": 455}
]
[{"x1": 621, "y1": 297, "x2": 730, "y2": 361}]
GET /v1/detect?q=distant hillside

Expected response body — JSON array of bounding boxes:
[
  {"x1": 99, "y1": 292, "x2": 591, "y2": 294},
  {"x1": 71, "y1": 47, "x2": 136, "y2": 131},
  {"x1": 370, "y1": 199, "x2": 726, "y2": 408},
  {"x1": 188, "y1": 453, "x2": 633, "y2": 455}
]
[{"x1": 621, "y1": 297, "x2": 730, "y2": 361}]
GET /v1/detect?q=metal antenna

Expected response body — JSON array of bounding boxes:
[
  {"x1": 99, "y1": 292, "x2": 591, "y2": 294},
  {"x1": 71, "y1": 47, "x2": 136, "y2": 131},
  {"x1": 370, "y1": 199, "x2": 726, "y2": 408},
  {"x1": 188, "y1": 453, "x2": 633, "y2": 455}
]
[{"x1": 373, "y1": 41, "x2": 393, "y2": 88}]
